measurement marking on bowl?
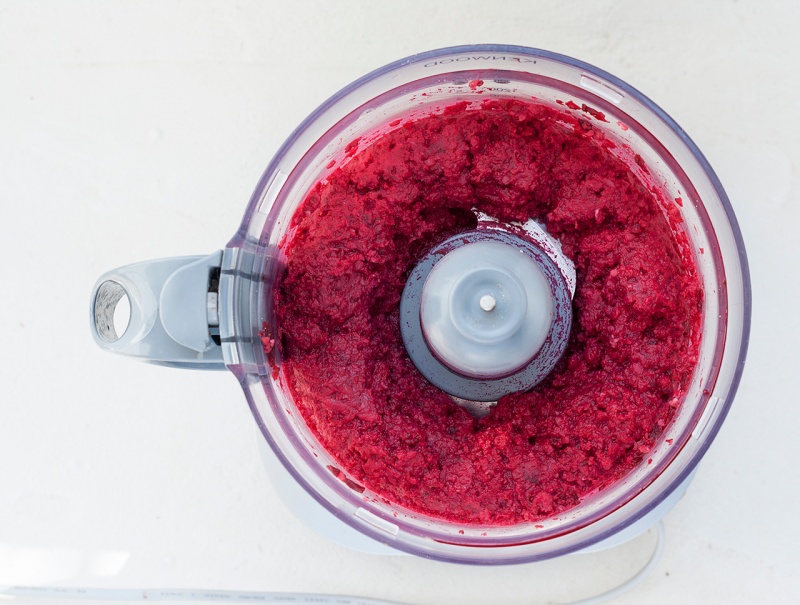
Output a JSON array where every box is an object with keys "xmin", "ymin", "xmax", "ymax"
[
  {"xmin": 257, "ymin": 170, "xmax": 289, "ymax": 215},
  {"xmin": 355, "ymin": 507, "xmax": 399, "ymax": 537},
  {"xmin": 692, "ymin": 396, "xmax": 722, "ymax": 442},
  {"xmin": 579, "ymin": 75, "xmax": 624, "ymax": 104}
]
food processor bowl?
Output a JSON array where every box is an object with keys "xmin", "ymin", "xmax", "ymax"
[{"xmin": 91, "ymin": 45, "xmax": 750, "ymax": 564}]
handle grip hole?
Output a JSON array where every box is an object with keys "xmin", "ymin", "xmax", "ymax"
[{"xmin": 94, "ymin": 280, "xmax": 131, "ymax": 343}]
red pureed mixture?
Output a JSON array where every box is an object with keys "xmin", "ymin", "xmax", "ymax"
[{"xmin": 274, "ymin": 98, "xmax": 702, "ymax": 525}]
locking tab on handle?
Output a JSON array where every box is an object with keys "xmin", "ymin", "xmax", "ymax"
[{"xmin": 90, "ymin": 251, "xmax": 226, "ymax": 369}]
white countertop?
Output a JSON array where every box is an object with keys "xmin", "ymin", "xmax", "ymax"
[{"xmin": 1, "ymin": 1, "xmax": 798, "ymax": 603}]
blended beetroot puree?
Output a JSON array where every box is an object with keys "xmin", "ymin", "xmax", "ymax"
[{"xmin": 275, "ymin": 99, "xmax": 702, "ymax": 525}]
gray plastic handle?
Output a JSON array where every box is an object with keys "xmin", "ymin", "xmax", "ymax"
[{"xmin": 90, "ymin": 251, "xmax": 225, "ymax": 369}]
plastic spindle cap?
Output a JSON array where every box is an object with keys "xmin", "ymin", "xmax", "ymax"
[{"xmin": 420, "ymin": 241, "xmax": 553, "ymax": 379}]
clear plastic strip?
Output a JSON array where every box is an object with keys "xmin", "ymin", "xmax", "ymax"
[{"xmin": 0, "ymin": 522, "xmax": 665, "ymax": 605}]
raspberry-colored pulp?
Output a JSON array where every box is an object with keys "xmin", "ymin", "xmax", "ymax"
[{"xmin": 274, "ymin": 99, "xmax": 702, "ymax": 525}]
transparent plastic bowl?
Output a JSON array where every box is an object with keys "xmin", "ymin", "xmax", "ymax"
[{"xmin": 94, "ymin": 45, "xmax": 751, "ymax": 564}]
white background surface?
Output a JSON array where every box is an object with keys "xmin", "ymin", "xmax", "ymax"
[{"xmin": 1, "ymin": 1, "xmax": 798, "ymax": 603}]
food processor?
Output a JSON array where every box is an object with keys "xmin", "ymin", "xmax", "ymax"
[{"xmin": 89, "ymin": 45, "xmax": 751, "ymax": 565}]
